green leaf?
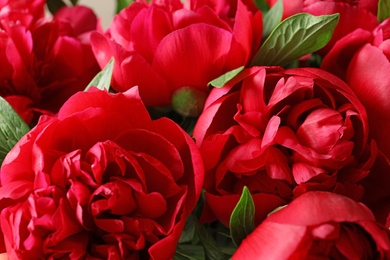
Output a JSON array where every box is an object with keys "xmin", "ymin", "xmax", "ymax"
[
  {"xmin": 174, "ymin": 245, "xmax": 205, "ymax": 260},
  {"xmin": 0, "ymin": 97, "xmax": 30, "ymax": 165},
  {"xmin": 229, "ymin": 186, "xmax": 255, "ymax": 247},
  {"xmin": 85, "ymin": 57, "xmax": 114, "ymax": 92},
  {"xmin": 179, "ymin": 215, "xmax": 196, "ymax": 244},
  {"xmin": 208, "ymin": 66, "xmax": 244, "ymax": 88},
  {"xmin": 253, "ymin": 0, "xmax": 270, "ymax": 12},
  {"xmin": 262, "ymin": 0, "xmax": 283, "ymax": 40},
  {"xmin": 46, "ymin": 0, "xmax": 67, "ymax": 14},
  {"xmin": 378, "ymin": 0, "xmax": 390, "ymax": 22},
  {"xmin": 194, "ymin": 217, "xmax": 231, "ymax": 260},
  {"xmin": 251, "ymin": 13, "xmax": 339, "ymax": 66},
  {"xmin": 116, "ymin": 0, "xmax": 134, "ymax": 13}
]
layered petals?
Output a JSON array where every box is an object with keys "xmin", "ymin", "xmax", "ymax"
[
  {"xmin": 0, "ymin": 88, "xmax": 204, "ymax": 259},
  {"xmin": 194, "ymin": 66, "xmax": 376, "ymax": 226},
  {"xmin": 0, "ymin": 4, "xmax": 100, "ymax": 125},
  {"xmin": 233, "ymin": 192, "xmax": 390, "ymax": 259},
  {"xmin": 91, "ymin": 0, "xmax": 262, "ymax": 107},
  {"xmin": 321, "ymin": 20, "xmax": 390, "ymax": 220}
]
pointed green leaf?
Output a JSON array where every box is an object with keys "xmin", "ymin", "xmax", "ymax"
[
  {"xmin": 378, "ymin": 0, "xmax": 390, "ymax": 22},
  {"xmin": 253, "ymin": 0, "xmax": 270, "ymax": 12},
  {"xmin": 116, "ymin": 0, "xmax": 134, "ymax": 13},
  {"xmin": 208, "ymin": 66, "xmax": 244, "ymax": 88},
  {"xmin": 262, "ymin": 0, "xmax": 283, "ymax": 40},
  {"xmin": 251, "ymin": 13, "xmax": 339, "ymax": 66},
  {"xmin": 0, "ymin": 97, "xmax": 30, "ymax": 165},
  {"xmin": 85, "ymin": 57, "xmax": 114, "ymax": 92},
  {"xmin": 229, "ymin": 186, "xmax": 255, "ymax": 247}
]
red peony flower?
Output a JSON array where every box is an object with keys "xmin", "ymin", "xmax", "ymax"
[
  {"xmin": 0, "ymin": 88, "xmax": 204, "ymax": 259},
  {"xmin": 233, "ymin": 191, "xmax": 390, "ymax": 259},
  {"xmin": 90, "ymin": 0, "xmax": 262, "ymax": 107},
  {"xmin": 266, "ymin": 0, "xmax": 379, "ymax": 54},
  {"xmin": 193, "ymin": 66, "xmax": 377, "ymax": 227},
  {"xmin": 320, "ymin": 19, "xmax": 390, "ymax": 224},
  {"xmin": 322, "ymin": 19, "xmax": 390, "ymax": 160},
  {"xmin": 0, "ymin": 4, "xmax": 100, "ymax": 124},
  {"xmin": 0, "ymin": 0, "xmax": 45, "ymax": 29}
]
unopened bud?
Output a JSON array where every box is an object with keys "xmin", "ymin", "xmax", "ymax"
[{"xmin": 171, "ymin": 87, "xmax": 207, "ymax": 117}]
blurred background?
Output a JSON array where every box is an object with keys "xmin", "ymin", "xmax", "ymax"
[{"xmin": 78, "ymin": 1, "xmax": 115, "ymax": 29}]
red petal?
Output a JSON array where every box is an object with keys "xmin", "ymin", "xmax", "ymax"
[
  {"xmin": 268, "ymin": 192, "xmax": 375, "ymax": 226},
  {"xmin": 233, "ymin": 221, "xmax": 307, "ymax": 259},
  {"xmin": 120, "ymin": 53, "xmax": 170, "ymax": 106},
  {"xmin": 134, "ymin": 191, "xmax": 167, "ymax": 219},
  {"xmin": 0, "ymin": 181, "xmax": 33, "ymax": 200},
  {"xmin": 296, "ymin": 108, "xmax": 344, "ymax": 154},
  {"xmin": 346, "ymin": 44, "xmax": 390, "ymax": 159},
  {"xmin": 322, "ymin": 29, "xmax": 373, "ymax": 79},
  {"xmin": 58, "ymin": 88, "xmax": 150, "ymax": 126},
  {"xmin": 145, "ymin": 118, "xmax": 204, "ymax": 213},
  {"xmin": 152, "ymin": 24, "xmax": 234, "ymax": 91},
  {"xmin": 90, "ymin": 32, "xmax": 128, "ymax": 89},
  {"xmin": 53, "ymin": 6, "xmax": 98, "ymax": 35},
  {"xmin": 128, "ymin": 6, "xmax": 172, "ymax": 62}
]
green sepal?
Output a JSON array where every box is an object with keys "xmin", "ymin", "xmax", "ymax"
[
  {"xmin": 85, "ymin": 57, "xmax": 114, "ymax": 92},
  {"xmin": 208, "ymin": 66, "xmax": 245, "ymax": 88}
]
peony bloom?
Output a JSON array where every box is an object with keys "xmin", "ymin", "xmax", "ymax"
[
  {"xmin": 321, "ymin": 19, "xmax": 390, "ymax": 225},
  {"xmin": 193, "ymin": 66, "xmax": 377, "ymax": 227},
  {"xmin": 266, "ymin": 0, "xmax": 379, "ymax": 54},
  {"xmin": 0, "ymin": 4, "xmax": 100, "ymax": 124},
  {"xmin": 0, "ymin": 88, "xmax": 204, "ymax": 259},
  {"xmin": 322, "ymin": 18, "xmax": 390, "ymax": 160},
  {"xmin": 0, "ymin": 0, "xmax": 45, "ymax": 29},
  {"xmin": 233, "ymin": 191, "xmax": 390, "ymax": 259},
  {"xmin": 91, "ymin": 0, "xmax": 262, "ymax": 108}
]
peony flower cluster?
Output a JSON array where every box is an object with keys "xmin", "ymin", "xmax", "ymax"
[{"xmin": 0, "ymin": 0, "xmax": 389, "ymax": 259}]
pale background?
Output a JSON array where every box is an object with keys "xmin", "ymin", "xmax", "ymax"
[{"xmin": 78, "ymin": 1, "xmax": 116, "ymax": 29}]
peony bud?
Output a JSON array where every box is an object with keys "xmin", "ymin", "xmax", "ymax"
[{"xmin": 172, "ymin": 87, "xmax": 207, "ymax": 117}]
